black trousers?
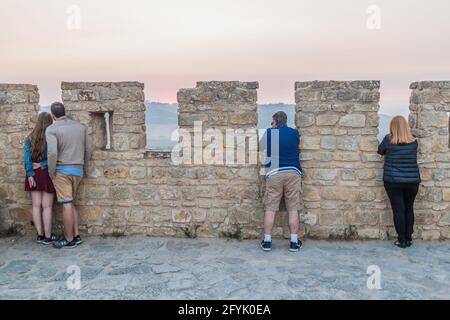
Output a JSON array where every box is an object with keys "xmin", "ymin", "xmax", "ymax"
[{"xmin": 384, "ymin": 182, "xmax": 419, "ymax": 242}]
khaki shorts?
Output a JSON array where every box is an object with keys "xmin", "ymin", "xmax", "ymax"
[
  {"xmin": 264, "ymin": 172, "xmax": 302, "ymax": 212},
  {"xmin": 53, "ymin": 173, "xmax": 82, "ymax": 204}
]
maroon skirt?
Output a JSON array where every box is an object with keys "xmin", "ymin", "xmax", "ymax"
[{"xmin": 24, "ymin": 167, "xmax": 56, "ymax": 193}]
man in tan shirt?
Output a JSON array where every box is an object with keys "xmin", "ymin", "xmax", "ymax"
[{"xmin": 46, "ymin": 102, "xmax": 91, "ymax": 249}]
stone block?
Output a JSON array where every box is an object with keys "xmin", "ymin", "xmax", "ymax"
[
  {"xmin": 296, "ymin": 113, "xmax": 315, "ymax": 127},
  {"xmin": 443, "ymin": 189, "xmax": 450, "ymax": 201},
  {"xmin": 316, "ymin": 114, "xmax": 339, "ymax": 126},
  {"xmin": 229, "ymin": 112, "xmax": 257, "ymax": 125},
  {"xmin": 421, "ymin": 229, "xmax": 441, "ymax": 240},
  {"xmin": 129, "ymin": 167, "xmax": 147, "ymax": 179},
  {"xmin": 104, "ymin": 166, "xmax": 129, "ymax": 179},
  {"xmin": 110, "ymin": 186, "xmax": 131, "ymax": 200},
  {"xmin": 172, "ymin": 209, "xmax": 192, "ymax": 223},
  {"xmin": 133, "ymin": 185, "xmax": 159, "ymax": 201},
  {"xmin": 339, "ymin": 114, "xmax": 366, "ymax": 127},
  {"xmin": 302, "ymin": 186, "xmax": 321, "ymax": 202},
  {"xmin": 320, "ymin": 136, "xmax": 337, "ymax": 150},
  {"xmin": 337, "ymin": 137, "xmax": 358, "ymax": 151},
  {"xmin": 301, "ymin": 136, "xmax": 321, "ymax": 150}
]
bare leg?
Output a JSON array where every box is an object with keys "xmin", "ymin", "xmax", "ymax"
[
  {"xmin": 72, "ymin": 205, "xmax": 79, "ymax": 237},
  {"xmin": 288, "ymin": 210, "xmax": 299, "ymax": 235},
  {"xmin": 264, "ymin": 210, "xmax": 276, "ymax": 235},
  {"xmin": 31, "ymin": 191, "xmax": 44, "ymax": 236},
  {"xmin": 42, "ymin": 192, "xmax": 54, "ymax": 238},
  {"xmin": 62, "ymin": 203, "xmax": 74, "ymax": 242}
]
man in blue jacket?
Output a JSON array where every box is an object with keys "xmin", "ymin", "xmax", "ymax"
[{"xmin": 261, "ymin": 111, "xmax": 303, "ymax": 252}]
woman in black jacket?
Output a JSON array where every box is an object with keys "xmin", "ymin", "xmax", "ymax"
[{"xmin": 378, "ymin": 116, "xmax": 421, "ymax": 248}]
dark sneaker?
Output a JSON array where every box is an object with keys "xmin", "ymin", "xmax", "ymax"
[
  {"xmin": 394, "ymin": 240, "xmax": 407, "ymax": 248},
  {"xmin": 260, "ymin": 240, "xmax": 272, "ymax": 252},
  {"xmin": 53, "ymin": 238, "xmax": 78, "ymax": 249},
  {"xmin": 406, "ymin": 240, "xmax": 412, "ymax": 247},
  {"xmin": 36, "ymin": 235, "xmax": 45, "ymax": 244},
  {"xmin": 289, "ymin": 240, "xmax": 303, "ymax": 252},
  {"xmin": 74, "ymin": 235, "xmax": 83, "ymax": 245},
  {"xmin": 42, "ymin": 234, "xmax": 60, "ymax": 245}
]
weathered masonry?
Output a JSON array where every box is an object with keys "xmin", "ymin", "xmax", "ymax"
[{"xmin": 0, "ymin": 81, "xmax": 449, "ymax": 240}]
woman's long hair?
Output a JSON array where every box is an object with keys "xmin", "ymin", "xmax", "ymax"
[
  {"xmin": 28, "ymin": 112, "xmax": 53, "ymax": 162},
  {"xmin": 389, "ymin": 115, "xmax": 415, "ymax": 144}
]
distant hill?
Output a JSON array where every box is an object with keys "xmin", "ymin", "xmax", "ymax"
[
  {"xmin": 145, "ymin": 102, "xmax": 178, "ymax": 151},
  {"xmin": 257, "ymin": 103, "xmax": 295, "ymax": 129},
  {"xmin": 39, "ymin": 103, "xmax": 393, "ymax": 150}
]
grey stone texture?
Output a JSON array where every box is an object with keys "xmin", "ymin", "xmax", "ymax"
[{"xmin": 0, "ymin": 237, "xmax": 449, "ymax": 299}]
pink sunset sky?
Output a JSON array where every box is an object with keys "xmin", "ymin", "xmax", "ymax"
[{"xmin": 1, "ymin": 0, "xmax": 449, "ymax": 115}]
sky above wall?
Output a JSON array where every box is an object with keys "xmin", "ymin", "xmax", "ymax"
[{"xmin": 1, "ymin": 0, "xmax": 449, "ymax": 116}]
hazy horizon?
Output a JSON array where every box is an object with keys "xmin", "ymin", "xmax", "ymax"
[{"xmin": 2, "ymin": 0, "xmax": 449, "ymax": 116}]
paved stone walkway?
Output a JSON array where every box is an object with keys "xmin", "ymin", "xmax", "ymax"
[{"xmin": 0, "ymin": 236, "xmax": 449, "ymax": 299}]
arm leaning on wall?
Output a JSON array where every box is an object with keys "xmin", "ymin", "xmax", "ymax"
[
  {"xmin": 45, "ymin": 126, "xmax": 58, "ymax": 177},
  {"xmin": 377, "ymin": 135, "xmax": 388, "ymax": 156},
  {"xmin": 24, "ymin": 137, "xmax": 35, "ymax": 177}
]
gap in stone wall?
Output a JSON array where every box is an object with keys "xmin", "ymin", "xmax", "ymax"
[
  {"xmin": 257, "ymin": 102, "xmax": 295, "ymax": 213},
  {"xmin": 257, "ymin": 103, "xmax": 295, "ymax": 130},
  {"xmin": 377, "ymin": 113, "xmax": 392, "ymax": 142},
  {"xmin": 145, "ymin": 101, "xmax": 179, "ymax": 152}
]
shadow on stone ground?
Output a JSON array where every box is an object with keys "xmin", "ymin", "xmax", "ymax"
[{"xmin": 0, "ymin": 236, "xmax": 449, "ymax": 299}]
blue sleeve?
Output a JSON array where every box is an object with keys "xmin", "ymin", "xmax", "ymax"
[
  {"xmin": 377, "ymin": 135, "xmax": 388, "ymax": 156},
  {"xmin": 24, "ymin": 137, "xmax": 35, "ymax": 177},
  {"xmin": 40, "ymin": 145, "xmax": 48, "ymax": 169}
]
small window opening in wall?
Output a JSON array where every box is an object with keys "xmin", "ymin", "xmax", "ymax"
[{"xmin": 90, "ymin": 111, "xmax": 113, "ymax": 150}]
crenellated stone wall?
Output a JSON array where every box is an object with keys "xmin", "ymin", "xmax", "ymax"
[
  {"xmin": 63, "ymin": 81, "xmax": 264, "ymax": 238},
  {"xmin": 409, "ymin": 81, "xmax": 450, "ymax": 239},
  {"xmin": 0, "ymin": 80, "xmax": 449, "ymax": 239}
]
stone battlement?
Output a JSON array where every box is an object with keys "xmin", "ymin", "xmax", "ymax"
[{"xmin": 0, "ymin": 80, "xmax": 449, "ymax": 240}]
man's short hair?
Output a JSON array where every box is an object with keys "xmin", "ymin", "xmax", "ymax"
[
  {"xmin": 50, "ymin": 102, "xmax": 66, "ymax": 118},
  {"xmin": 272, "ymin": 111, "xmax": 287, "ymax": 126}
]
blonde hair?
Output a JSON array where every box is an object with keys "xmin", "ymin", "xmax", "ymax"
[{"xmin": 389, "ymin": 116, "xmax": 415, "ymax": 144}]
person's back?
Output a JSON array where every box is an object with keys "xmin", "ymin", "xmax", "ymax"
[
  {"xmin": 265, "ymin": 125, "xmax": 302, "ymax": 177},
  {"xmin": 378, "ymin": 134, "xmax": 420, "ymax": 183},
  {"xmin": 377, "ymin": 115, "xmax": 420, "ymax": 249},
  {"xmin": 47, "ymin": 117, "xmax": 89, "ymax": 173},
  {"xmin": 261, "ymin": 111, "xmax": 303, "ymax": 253},
  {"xmin": 45, "ymin": 102, "xmax": 91, "ymax": 249}
]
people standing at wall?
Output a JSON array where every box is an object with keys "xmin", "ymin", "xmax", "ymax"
[
  {"xmin": 24, "ymin": 112, "xmax": 58, "ymax": 244},
  {"xmin": 260, "ymin": 111, "xmax": 303, "ymax": 252},
  {"xmin": 46, "ymin": 102, "xmax": 91, "ymax": 249},
  {"xmin": 378, "ymin": 116, "xmax": 421, "ymax": 248}
]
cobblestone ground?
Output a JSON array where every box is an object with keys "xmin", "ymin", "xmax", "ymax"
[{"xmin": 0, "ymin": 236, "xmax": 449, "ymax": 300}]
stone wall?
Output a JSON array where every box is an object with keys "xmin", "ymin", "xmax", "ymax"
[
  {"xmin": 409, "ymin": 82, "xmax": 450, "ymax": 239},
  {"xmin": 295, "ymin": 81, "xmax": 389, "ymax": 239},
  {"xmin": 0, "ymin": 84, "xmax": 39, "ymax": 234},
  {"xmin": 64, "ymin": 81, "xmax": 264, "ymax": 238},
  {"xmin": 0, "ymin": 80, "xmax": 449, "ymax": 239}
]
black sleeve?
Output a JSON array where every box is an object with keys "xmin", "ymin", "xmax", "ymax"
[{"xmin": 377, "ymin": 135, "xmax": 388, "ymax": 155}]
